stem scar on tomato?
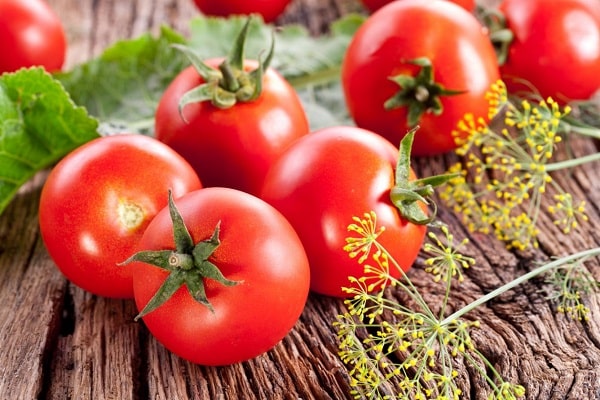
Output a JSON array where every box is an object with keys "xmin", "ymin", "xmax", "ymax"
[
  {"xmin": 117, "ymin": 200, "xmax": 146, "ymax": 231},
  {"xmin": 120, "ymin": 190, "xmax": 241, "ymax": 319},
  {"xmin": 385, "ymin": 57, "xmax": 465, "ymax": 127},
  {"xmin": 173, "ymin": 16, "xmax": 275, "ymax": 116}
]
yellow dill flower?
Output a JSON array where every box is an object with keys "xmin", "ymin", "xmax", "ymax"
[
  {"xmin": 345, "ymin": 211, "xmax": 386, "ymax": 264},
  {"xmin": 485, "ymin": 79, "xmax": 509, "ymax": 119},
  {"xmin": 443, "ymin": 79, "xmax": 589, "ymax": 250}
]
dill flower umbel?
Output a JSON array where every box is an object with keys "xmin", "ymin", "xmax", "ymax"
[{"xmin": 441, "ymin": 80, "xmax": 597, "ymax": 250}]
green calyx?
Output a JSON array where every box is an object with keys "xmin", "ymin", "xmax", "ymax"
[
  {"xmin": 385, "ymin": 57, "xmax": 464, "ymax": 127},
  {"xmin": 390, "ymin": 128, "xmax": 457, "ymax": 225},
  {"xmin": 121, "ymin": 190, "xmax": 241, "ymax": 320},
  {"xmin": 176, "ymin": 17, "xmax": 274, "ymax": 112},
  {"xmin": 476, "ymin": 5, "xmax": 514, "ymax": 66}
]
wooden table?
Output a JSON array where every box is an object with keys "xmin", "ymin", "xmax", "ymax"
[{"xmin": 2, "ymin": 0, "xmax": 600, "ymax": 399}]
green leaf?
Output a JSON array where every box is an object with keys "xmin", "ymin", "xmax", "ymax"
[
  {"xmin": 297, "ymin": 82, "xmax": 352, "ymax": 130},
  {"xmin": 56, "ymin": 26, "xmax": 188, "ymax": 135},
  {"xmin": 56, "ymin": 15, "xmax": 364, "ymax": 134},
  {"xmin": 269, "ymin": 14, "xmax": 366, "ymax": 88},
  {"xmin": 187, "ymin": 16, "xmax": 272, "ymax": 61},
  {"xmin": 0, "ymin": 68, "xmax": 99, "ymax": 215}
]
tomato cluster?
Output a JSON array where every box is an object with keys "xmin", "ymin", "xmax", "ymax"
[
  {"xmin": 37, "ymin": 13, "xmax": 433, "ymax": 366},
  {"xmin": 39, "ymin": 133, "xmax": 311, "ymax": 366},
  {"xmin": 36, "ymin": 0, "xmax": 600, "ymax": 369}
]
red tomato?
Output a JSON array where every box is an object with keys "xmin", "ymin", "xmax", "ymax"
[
  {"xmin": 39, "ymin": 134, "xmax": 202, "ymax": 298},
  {"xmin": 342, "ymin": 0, "xmax": 500, "ymax": 156},
  {"xmin": 191, "ymin": 0, "xmax": 293, "ymax": 23},
  {"xmin": 155, "ymin": 59, "xmax": 309, "ymax": 196},
  {"xmin": 131, "ymin": 187, "xmax": 310, "ymax": 365},
  {"xmin": 360, "ymin": 0, "xmax": 475, "ymax": 13},
  {"xmin": 499, "ymin": 0, "xmax": 600, "ymax": 102},
  {"xmin": 0, "ymin": 0, "xmax": 67, "ymax": 73},
  {"xmin": 260, "ymin": 126, "xmax": 427, "ymax": 298}
]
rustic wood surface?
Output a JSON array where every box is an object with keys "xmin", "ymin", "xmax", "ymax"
[{"xmin": 1, "ymin": 0, "xmax": 600, "ymax": 399}]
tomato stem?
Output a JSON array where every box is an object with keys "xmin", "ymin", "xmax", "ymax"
[
  {"xmin": 174, "ymin": 17, "xmax": 275, "ymax": 112},
  {"xmin": 476, "ymin": 5, "xmax": 513, "ymax": 66},
  {"xmin": 385, "ymin": 58, "xmax": 464, "ymax": 127},
  {"xmin": 120, "ymin": 190, "xmax": 241, "ymax": 319},
  {"xmin": 219, "ymin": 60, "xmax": 241, "ymax": 92},
  {"xmin": 168, "ymin": 253, "xmax": 194, "ymax": 270},
  {"xmin": 390, "ymin": 128, "xmax": 457, "ymax": 225}
]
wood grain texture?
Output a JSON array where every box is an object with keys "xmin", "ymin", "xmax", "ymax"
[{"xmin": 1, "ymin": 0, "xmax": 599, "ymax": 399}]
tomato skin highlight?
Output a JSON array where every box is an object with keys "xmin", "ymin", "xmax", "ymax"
[
  {"xmin": 39, "ymin": 134, "xmax": 202, "ymax": 298},
  {"xmin": 155, "ymin": 60, "xmax": 309, "ymax": 196},
  {"xmin": 499, "ymin": 0, "xmax": 600, "ymax": 102},
  {"xmin": 360, "ymin": 0, "xmax": 475, "ymax": 13},
  {"xmin": 0, "ymin": 0, "xmax": 67, "ymax": 73},
  {"xmin": 260, "ymin": 126, "xmax": 426, "ymax": 298},
  {"xmin": 131, "ymin": 187, "xmax": 310, "ymax": 366},
  {"xmin": 342, "ymin": 0, "xmax": 500, "ymax": 156},
  {"xmin": 191, "ymin": 0, "xmax": 293, "ymax": 23}
]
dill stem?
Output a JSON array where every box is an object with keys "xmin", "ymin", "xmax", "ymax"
[
  {"xmin": 544, "ymin": 152, "xmax": 600, "ymax": 172},
  {"xmin": 562, "ymin": 120, "xmax": 600, "ymax": 140},
  {"xmin": 439, "ymin": 247, "xmax": 600, "ymax": 326}
]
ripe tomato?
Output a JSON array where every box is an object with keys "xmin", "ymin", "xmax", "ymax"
[
  {"xmin": 499, "ymin": 0, "xmax": 600, "ymax": 102},
  {"xmin": 191, "ymin": 0, "xmax": 293, "ymax": 23},
  {"xmin": 360, "ymin": 0, "xmax": 475, "ymax": 13},
  {"xmin": 39, "ymin": 134, "xmax": 202, "ymax": 298},
  {"xmin": 342, "ymin": 0, "xmax": 500, "ymax": 156},
  {"xmin": 260, "ymin": 126, "xmax": 427, "ymax": 298},
  {"xmin": 130, "ymin": 187, "xmax": 310, "ymax": 365},
  {"xmin": 0, "ymin": 0, "xmax": 67, "ymax": 74},
  {"xmin": 155, "ymin": 59, "xmax": 309, "ymax": 197}
]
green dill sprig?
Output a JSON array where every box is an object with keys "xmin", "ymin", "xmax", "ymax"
[
  {"xmin": 334, "ymin": 212, "xmax": 600, "ymax": 399},
  {"xmin": 545, "ymin": 257, "xmax": 600, "ymax": 321},
  {"xmin": 440, "ymin": 80, "xmax": 600, "ymax": 250}
]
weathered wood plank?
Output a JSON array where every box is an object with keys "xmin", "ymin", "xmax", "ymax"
[
  {"xmin": 44, "ymin": 291, "xmax": 141, "ymax": 400},
  {"xmin": 0, "ymin": 175, "xmax": 65, "ymax": 400}
]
